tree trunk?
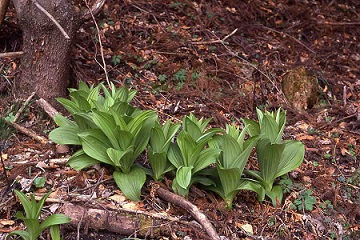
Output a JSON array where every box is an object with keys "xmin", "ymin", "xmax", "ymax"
[
  {"xmin": 0, "ymin": 0, "xmax": 9, "ymax": 26},
  {"xmin": 13, "ymin": 0, "xmax": 80, "ymax": 106}
]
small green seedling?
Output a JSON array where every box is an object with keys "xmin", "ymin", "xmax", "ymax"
[{"xmin": 8, "ymin": 190, "xmax": 71, "ymax": 240}]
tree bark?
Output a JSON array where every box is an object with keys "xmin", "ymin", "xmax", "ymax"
[
  {"xmin": 0, "ymin": 0, "xmax": 9, "ymax": 26},
  {"xmin": 12, "ymin": 0, "xmax": 80, "ymax": 106}
]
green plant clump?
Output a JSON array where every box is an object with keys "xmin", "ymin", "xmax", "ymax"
[
  {"xmin": 49, "ymin": 81, "xmax": 157, "ymax": 201},
  {"xmin": 49, "ymin": 82, "xmax": 305, "ymax": 207},
  {"xmin": 9, "ymin": 190, "xmax": 71, "ymax": 240},
  {"xmin": 240, "ymin": 108, "xmax": 305, "ymax": 206}
]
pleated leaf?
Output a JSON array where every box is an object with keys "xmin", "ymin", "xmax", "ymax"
[{"xmin": 113, "ymin": 167, "xmax": 146, "ymax": 201}]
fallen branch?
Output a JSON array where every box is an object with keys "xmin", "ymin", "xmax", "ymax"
[
  {"xmin": 62, "ymin": 202, "xmax": 172, "ymax": 238},
  {"xmin": 156, "ymin": 187, "xmax": 220, "ymax": 240},
  {"xmin": 0, "ymin": 51, "xmax": 24, "ymax": 58},
  {"xmin": 7, "ymin": 122, "xmax": 48, "ymax": 144},
  {"xmin": 36, "ymin": 98, "xmax": 59, "ymax": 118}
]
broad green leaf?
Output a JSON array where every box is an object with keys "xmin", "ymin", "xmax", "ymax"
[
  {"xmin": 132, "ymin": 116, "xmax": 156, "ymax": 157},
  {"xmin": 113, "ymin": 167, "xmax": 146, "ymax": 201},
  {"xmin": 149, "ymin": 127, "xmax": 166, "ymax": 152},
  {"xmin": 265, "ymin": 185, "xmax": 283, "ymax": 206},
  {"xmin": 7, "ymin": 230, "xmax": 31, "ymax": 240},
  {"xmin": 238, "ymin": 179, "xmax": 266, "ymax": 202},
  {"xmin": 127, "ymin": 110, "xmax": 156, "ymax": 135},
  {"xmin": 183, "ymin": 117, "xmax": 202, "ymax": 141},
  {"xmin": 192, "ymin": 148, "xmax": 220, "ymax": 173},
  {"xmin": 40, "ymin": 214, "xmax": 71, "ymax": 231},
  {"xmin": 261, "ymin": 114, "xmax": 280, "ymax": 143},
  {"xmin": 256, "ymin": 108, "xmax": 264, "ymax": 124},
  {"xmin": 116, "ymin": 130, "xmax": 133, "ymax": 150},
  {"xmin": 78, "ymin": 129, "xmax": 113, "ymax": 165},
  {"xmin": 53, "ymin": 114, "xmax": 76, "ymax": 127},
  {"xmin": 107, "ymin": 148, "xmax": 127, "ymax": 167},
  {"xmin": 172, "ymin": 177, "xmax": 190, "ymax": 197},
  {"xmin": 218, "ymin": 167, "xmax": 242, "ymax": 199},
  {"xmin": 168, "ymin": 143, "xmax": 184, "ymax": 168},
  {"xmin": 148, "ymin": 150, "xmax": 174, "ymax": 181},
  {"xmin": 177, "ymin": 131, "xmax": 197, "ymax": 166},
  {"xmin": 49, "ymin": 125, "xmax": 81, "ymax": 145},
  {"xmin": 176, "ymin": 166, "xmax": 192, "ymax": 189},
  {"xmin": 242, "ymin": 118, "xmax": 260, "ymax": 137},
  {"xmin": 49, "ymin": 225, "xmax": 61, "ymax": 240},
  {"xmin": 87, "ymin": 84, "xmax": 101, "ymax": 108},
  {"xmin": 107, "ymin": 146, "xmax": 135, "ymax": 171},
  {"xmin": 67, "ymin": 149, "xmax": 99, "ymax": 170},
  {"xmin": 78, "ymin": 81, "xmax": 90, "ymax": 92},
  {"xmin": 274, "ymin": 140, "xmax": 305, "ymax": 178},
  {"xmin": 109, "ymin": 107, "xmax": 128, "ymax": 130},
  {"xmin": 56, "ymin": 98, "xmax": 80, "ymax": 115},
  {"xmin": 231, "ymin": 136, "xmax": 258, "ymax": 170},
  {"xmin": 73, "ymin": 112, "xmax": 98, "ymax": 130},
  {"xmin": 23, "ymin": 218, "xmax": 41, "ymax": 239},
  {"xmin": 256, "ymin": 139, "xmax": 285, "ymax": 191},
  {"xmin": 92, "ymin": 110, "xmax": 119, "ymax": 148},
  {"xmin": 191, "ymin": 175, "xmax": 216, "ymax": 186},
  {"xmin": 220, "ymin": 134, "xmax": 242, "ymax": 169},
  {"xmin": 197, "ymin": 128, "xmax": 223, "ymax": 143},
  {"xmin": 69, "ymin": 91, "xmax": 91, "ymax": 111}
]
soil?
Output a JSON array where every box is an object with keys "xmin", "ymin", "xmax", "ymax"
[{"xmin": 0, "ymin": 0, "xmax": 359, "ymax": 239}]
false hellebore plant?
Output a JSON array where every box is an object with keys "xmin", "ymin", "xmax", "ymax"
[
  {"xmin": 167, "ymin": 114, "xmax": 222, "ymax": 197},
  {"xmin": 206, "ymin": 124, "xmax": 258, "ymax": 208},
  {"xmin": 148, "ymin": 120, "xmax": 181, "ymax": 181},
  {"xmin": 240, "ymin": 108, "xmax": 305, "ymax": 206},
  {"xmin": 49, "ymin": 82, "xmax": 157, "ymax": 201},
  {"xmin": 9, "ymin": 190, "xmax": 71, "ymax": 240}
]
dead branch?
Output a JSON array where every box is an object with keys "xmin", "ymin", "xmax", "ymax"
[
  {"xmin": 36, "ymin": 98, "xmax": 59, "ymax": 118},
  {"xmin": 0, "ymin": 51, "xmax": 24, "ymax": 58},
  {"xmin": 61, "ymin": 202, "xmax": 171, "ymax": 238},
  {"xmin": 6, "ymin": 122, "xmax": 48, "ymax": 144},
  {"xmin": 156, "ymin": 187, "xmax": 220, "ymax": 240}
]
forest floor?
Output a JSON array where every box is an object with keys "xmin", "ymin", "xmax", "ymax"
[{"xmin": 0, "ymin": 0, "xmax": 359, "ymax": 239}]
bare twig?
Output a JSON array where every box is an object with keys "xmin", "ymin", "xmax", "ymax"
[
  {"xmin": 190, "ymin": 28, "xmax": 238, "ymax": 45},
  {"xmin": 316, "ymin": 20, "xmax": 360, "ymax": 26},
  {"xmin": 13, "ymin": 92, "xmax": 36, "ymax": 123},
  {"xmin": 31, "ymin": 0, "xmax": 70, "ymax": 39},
  {"xmin": 256, "ymin": 24, "xmax": 316, "ymax": 54},
  {"xmin": 156, "ymin": 187, "xmax": 220, "ymax": 240},
  {"xmin": 0, "ymin": 51, "xmax": 24, "ymax": 58},
  {"xmin": 84, "ymin": 0, "xmax": 110, "ymax": 88}
]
